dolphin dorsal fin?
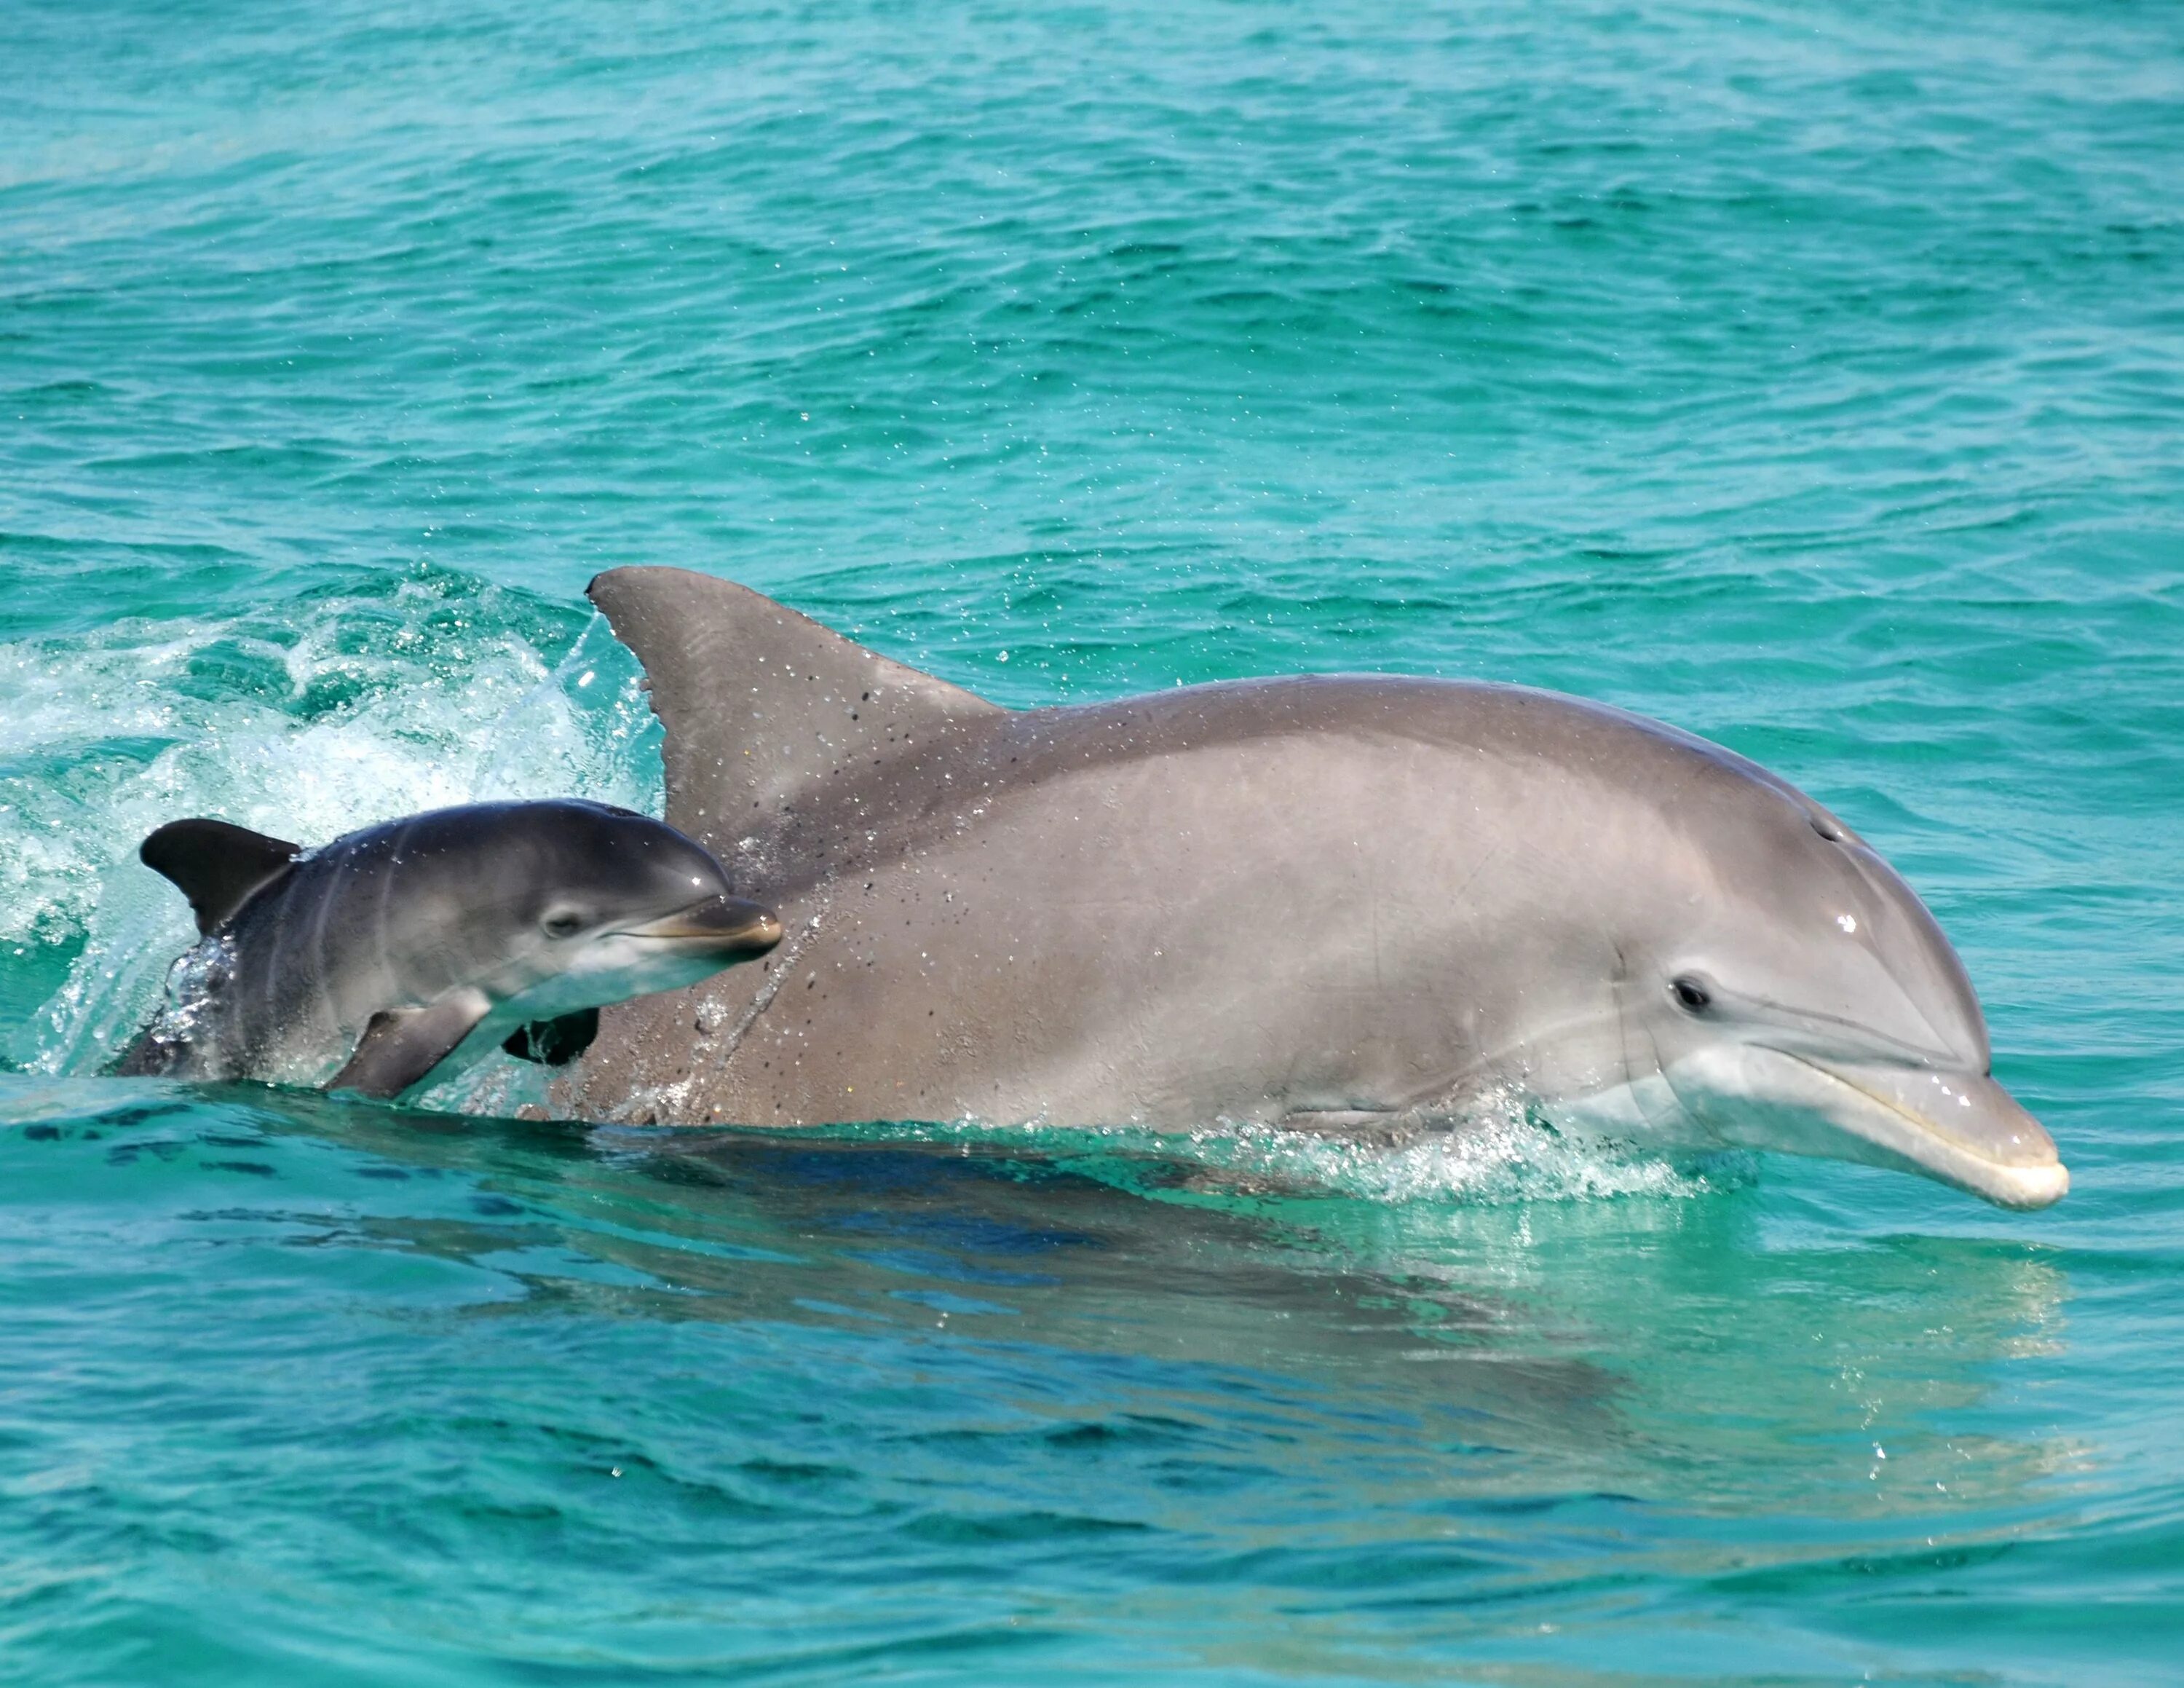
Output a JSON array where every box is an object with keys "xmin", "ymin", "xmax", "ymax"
[
  {"xmin": 140, "ymin": 819, "xmax": 303, "ymax": 935},
  {"xmin": 587, "ymin": 567, "xmax": 1003, "ymax": 838}
]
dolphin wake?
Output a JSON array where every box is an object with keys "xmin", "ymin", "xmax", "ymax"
[{"xmin": 808, "ymin": 1106, "xmax": 1743, "ymax": 1209}]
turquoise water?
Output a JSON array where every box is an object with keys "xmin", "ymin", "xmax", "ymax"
[{"xmin": 4, "ymin": 0, "xmax": 2182, "ymax": 1679}]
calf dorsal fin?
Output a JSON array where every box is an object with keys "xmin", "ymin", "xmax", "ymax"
[
  {"xmin": 140, "ymin": 819, "xmax": 302, "ymax": 935},
  {"xmin": 587, "ymin": 567, "xmax": 1002, "ymax": 840}
]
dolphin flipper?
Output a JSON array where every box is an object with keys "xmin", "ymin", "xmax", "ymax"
[
  {"xmin": 141, "ymin": 819, "xmax": 302, "ymax": 936},
  {"xmin": 329, "ymin": 990, "xmax": 493, "ymax": 1098}
]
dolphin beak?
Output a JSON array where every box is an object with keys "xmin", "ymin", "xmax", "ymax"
[
  {"xmin": 1786, "ymin": 1054, "xmax": 2068, "ymax": 1210},
  {"xmin": 622, "ymin": 895, "xmax": 783, "ymax": 960}
]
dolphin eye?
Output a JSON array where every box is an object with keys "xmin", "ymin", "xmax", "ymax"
[
  {"xmin": 1671, "ymin": 976, "xmax": 1713, "ymax": 1013},
  {"xmin": 542, "ymin": 908, "xmax": 587, "ymax": 939}
]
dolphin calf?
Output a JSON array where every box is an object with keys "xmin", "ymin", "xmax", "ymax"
[
  {"xmin": 563, "ymin": 567, "xmax": 2065, "ymax": 1210},
  {"xmin": 119, "ymin": 800, "xmax": 782, "ymax": 1098}
]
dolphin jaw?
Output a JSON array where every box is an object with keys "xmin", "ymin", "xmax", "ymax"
[
  {"xmin": 1658, "ymin": 1043, "xmax": 2068, "ymax": 1210},
  {"xmin": 1781, "ymin": 1052, "xmax": 2068, "ymax": 1210},
  {"xmin": 612, "ymin": 896, "xmax": 783, "ymax": 958}
]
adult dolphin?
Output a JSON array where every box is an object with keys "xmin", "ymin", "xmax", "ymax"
[
  {"xmin": 566, "ymin": 567, "xmax": 2065, "ymax": 1210},
  {"xmin": 120, "ymin": 800, "xmax": 781, "ymax": 1097}
]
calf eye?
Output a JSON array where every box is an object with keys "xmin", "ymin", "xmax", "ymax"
[
  {"xmin": 542, "ymin": 909, "xmax": 587, "ymax": 939},
  {"xmin": 1671, "ymin": 977, "xmax": 1712, "ymax": 1012}
]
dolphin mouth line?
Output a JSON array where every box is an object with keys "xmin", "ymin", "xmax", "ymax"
[
  {"xmin": 615, "ymin": 898, "xmax": 783, "ymax": 953},
  {"xmin": 1770, "ymin": 1048, "xmax": 2068, "ymax": 1211},
  {"xmin": 1734, "ymin": 994, "xmax": 1960, "ymax": 1068}
]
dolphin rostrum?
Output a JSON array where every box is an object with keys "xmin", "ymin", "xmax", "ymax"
[
  {"xmin": 119, "ymin": 800, "xmax": 782, "ymax": 1098},
  {"xmin": 564, "ymin": 567, "xmax": 2065, "ymax": 1210}
]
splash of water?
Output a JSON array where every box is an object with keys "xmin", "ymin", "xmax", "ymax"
[
  {"xmin": 815, "ymin": 1089, "xmax": 1749, "ymax": 1210},
  {"xmin": 2, "ymin": 569, "xmax": 660, "ymax": 1073}
]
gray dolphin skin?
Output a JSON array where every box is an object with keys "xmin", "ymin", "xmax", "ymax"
[
  {"xmin": 566, "ymin": 567, "xmax": 2065, "ymax": 1210},
  {"xmin": 119, "ymin": 800, "xmax": 783, "ymax": 1098}
]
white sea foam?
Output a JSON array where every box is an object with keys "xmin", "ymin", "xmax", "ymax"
[
  {"xmin": 836, "ymin": 1089, "xmax": 1737, "ymax": 1208},
  {"xmin": 1171, "ymin": 1111, "xmax": 1723, "ymax": 1205}
]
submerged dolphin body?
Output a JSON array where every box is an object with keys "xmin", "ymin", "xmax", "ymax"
[
  {"xmin": 566, "ymin": 568, "xmax": 2065, "ymax": 1210},
  {"xmin": 119, "ymin": 800, "xmax": 782, "ymax": 1098}
]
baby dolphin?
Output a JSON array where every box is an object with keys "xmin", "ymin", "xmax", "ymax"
[{"xmin": 118, "ymin": 800, "xmax": 781, "ymax": 1098}]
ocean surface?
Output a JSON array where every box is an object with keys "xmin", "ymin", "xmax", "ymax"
[{"xmin": 4, "ymin": 0, "xmax": 2182, "ymax": 1681}]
